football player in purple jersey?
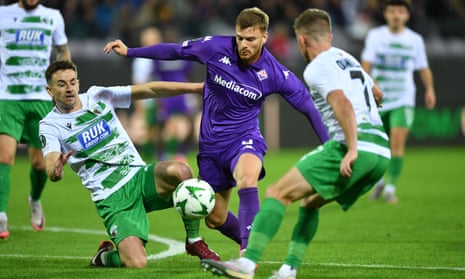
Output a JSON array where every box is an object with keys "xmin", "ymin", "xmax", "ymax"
[{"xmin": 104, "ymin": 7, "xmax": 329, "ymax": 260}]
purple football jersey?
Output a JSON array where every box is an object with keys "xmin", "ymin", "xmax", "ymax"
[{"xmin": 128, "ymin": 36, "xmax": 329, "ymax": 150}]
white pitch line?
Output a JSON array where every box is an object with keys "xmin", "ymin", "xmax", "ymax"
[
  {"xmin": 0, "ymin": 254, "xmax": 90, "ymax": 260},
  {"xmin": 2, "ymin": 226, "xmax": 464, "ymax": 272},
  {"xmin": 2, "ymin": 225, "xmax": 184, "ymax": 261},
  {"xmin": 316, "ymin": 262, "xmax": 465, "ymax": 272},
  {"xmin": 261, "ymin": 260, "xmax": 465, "ymax": 272}
]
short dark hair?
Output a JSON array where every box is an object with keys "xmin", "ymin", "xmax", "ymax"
[
  {"xmin": 294, "ymin": 9, "xmax": 331, "ymax": 41},
  {"xmin": 45, "ymin": 60, "xmax": 77, "ymax": 84},
  {"xmin": 384, "ymin": 0, "xmax": 411, "ymax": 11},
  {"xmin": 236, "ymin": 7, "xmax": 269, "ymax": 33}
]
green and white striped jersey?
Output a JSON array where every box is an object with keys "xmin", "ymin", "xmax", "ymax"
[
  {"xmin": 361, "ymin": 26, "xmax": 428, "ymax": 111},
  {"xmin": 0, "ymin": 3, "xmax": 67, "ymax": 100},
  {"xmin": 304, "ymin": 47, "xmax": 390, "ymax": 159},
  {"xmin": 40, "ymin": 86, "xmax": 146, "ymax": 201}
]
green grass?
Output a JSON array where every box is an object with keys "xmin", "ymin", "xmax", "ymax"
[{"xmin": 1, "ymin": 146, "xmax": 464, "ymax": 278}]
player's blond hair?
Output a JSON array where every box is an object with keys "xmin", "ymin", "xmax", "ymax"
[{"xmin": 236, "ymin": 7, "xmax": 269, "ymax": 33}]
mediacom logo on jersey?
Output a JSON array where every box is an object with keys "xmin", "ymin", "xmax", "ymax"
[{"xmin": 213, "ymin": 74, "xmax": 262, "ymax": 100}]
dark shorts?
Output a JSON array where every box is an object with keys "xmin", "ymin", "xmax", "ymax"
[{"xmin": 197, "ymin": 135, "xmax": 267, "ymax": 192}]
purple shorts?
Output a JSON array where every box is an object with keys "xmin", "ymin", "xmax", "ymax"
[
  {"xmin": 197, "ymin": 135, "xmax": 267, "ymax": 193},
  {"xmin": 157, "ymin": 95, "xmax": 191, "ymax": 122}
]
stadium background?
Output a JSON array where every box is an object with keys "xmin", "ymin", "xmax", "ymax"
[{"xmin": 2, "ymin": 0, "xmax": 464, "ymax": 147}]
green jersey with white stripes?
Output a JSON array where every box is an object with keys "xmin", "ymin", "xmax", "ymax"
[
  {"xmin": 0, "ymin": 3, "xmax": 68, "ymax": 100},
  {"xmin": 39, "ymin": 86, "xmax": 146, "ymax": 201},
  {"xmin": 303, "ymin": 47, "xmax": 390, "ymax": 159}
]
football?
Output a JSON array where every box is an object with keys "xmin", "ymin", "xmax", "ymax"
[{"xmin": 172, "ymin": 178, "xmax": 215, "ymax": 219}]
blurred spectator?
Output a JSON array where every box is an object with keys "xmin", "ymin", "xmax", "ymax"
[
  {"xmin": 425, "ymin": 0, "xmax": 465, "ymax": 38},
  {"xmin": 62, "ymin": 0, "xmax": 98, "ymax": 39},
  {"xmin": 267, "ymin": 21, "xmax": 292, "ymax": 62},
  {"xmin": 4, "ymin": 1, "xmax": 461, "ymax": 59},
  {"xmin": 95, "ymin": 0, "xmax": 121, "ymax": 38}
]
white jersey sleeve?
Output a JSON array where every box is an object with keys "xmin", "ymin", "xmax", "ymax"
[
  {"xmin": 132, "ymin": 58, "xmax": 154, "ymax": 84},
  {"xmin": 360, "ymin": 29, "xmax": 377, "ymax": 63},
  {"xmin": 52, "ymin": 8, "xmax": 68, "ymax": 46},
  {"xmin": 413, "ymin": 35, "xmax": 428, "ymax": 70},
  {"xmin": 40, "ymin": 121, "xmax": 63, "ymax": 158},
  {"xmin": 86, "ymin": 85, "xmax": 132, "ymax": 109}
]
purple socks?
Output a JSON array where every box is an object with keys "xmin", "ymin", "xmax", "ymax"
[
  {"xmin": 215, "ymin": 211, "xmax": 241, "ymax": 245},
  {"xmin": 214, "ymin": 187, "xmax": 260, "ymax": 249},
  {"xmin": 238, "ymin": 187, "xmax": 260, "ymax": 249}
]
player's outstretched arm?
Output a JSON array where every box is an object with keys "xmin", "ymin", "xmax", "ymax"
[
  {"xmin": 45, "ymin": 150, "xmax": 72, "ymax": 182},
  {"xmin": 103, "ymin": 39, "xmax": 128, "ymax": 56},
  {"xmin": 130, "ymin": 81, "xmax": 204, "ymax": 101}
]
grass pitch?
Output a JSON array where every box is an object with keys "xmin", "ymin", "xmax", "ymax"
[{"xmin": 0, "ymin": 146, "xmax": 464, "ymax": 278}]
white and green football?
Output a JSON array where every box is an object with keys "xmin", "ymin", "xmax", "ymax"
[{"xmin": 173, "ymin": 178, "xmax": 215, "ymax": 219}]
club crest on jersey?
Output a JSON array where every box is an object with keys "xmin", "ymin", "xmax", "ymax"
[
  {"xmin": 77, "ymin": 120, "xmax": 111, "ymax": 149},
  {"xmin": 257, "ymin": 69, "xmax": 268, "ymax": 81},
  {"xmin": 90, "ymin": 103, "xmax": 104, "ymax": 114}
]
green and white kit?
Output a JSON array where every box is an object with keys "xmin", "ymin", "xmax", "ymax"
[
  {"xmin": 40, "ymin": 86, "xmax": 146, "ymax": 201},
  {"xmin": 361, "ymin": 26, "xmax": 428, "ymax": 112},
  {"xmin": 0, "ymin": 3, "xmax": 67, "ymax": 100}
]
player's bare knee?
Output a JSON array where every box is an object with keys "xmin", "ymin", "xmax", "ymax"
[
  {"xmin": 157, "ymin": 161, "xmax": 192, "ymax": 186},
  {"xmin": 205, "ymin": 212, "xmax": 223, "ymax": 229},
  {"xmin": 123, "ymin": 256, "xmax": 147, "ymax": 268},
  {"xmin": 235, "ymin": 176, "xmax": 258, "ymax": 188},
  {"xmin": 265, "ymin": 185, "xmax": 293, "ymax": 205},
  {"xmin": 0, "ymin": 153, "xmax": 14, "ymax": 165},
  {"xmin": 175, "ymin": 162, "xmax": 193, "ymax": 181},
  {"xmin": 31, "ymin": 160, "xmax": 46, "ymax": 170},
  {"xmin": 265, "ymin": 184, "xmax": 279, "ymax": 198}
]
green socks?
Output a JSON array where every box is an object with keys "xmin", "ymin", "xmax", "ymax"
[
  {"xmin": 30, "ymin": 168, "xmax": 47, "ymax": 201},
  {"xmin": 104, "ymin": 250, "xmax": 121, "ymax": 267},
  {"xmin": 244, "ymin": 198, "xmax": 286, "ymax": 263},
  {"xmin": 284, "ymin": 207, "xmax": 319, "ymax": 268},
  {"xmin": 0, "ymin": 164, "xmax": 12, "ymax": 212},
  {"xmin": 386, "ymin": 156, "xmax": 404, "ymax": 186},
  {"xmin": 183, "ymin": 217, "xmax": 201, "ymax": 239},
  {"xmin": 243, "ymin": 199, "xmax": 319, "ymax": 269}
]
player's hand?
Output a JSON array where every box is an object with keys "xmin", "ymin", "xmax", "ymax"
[
  {"xmin": 55, "ymin": 150, "xmax": 72, "ymax": 179},
  {"xmin": 425, "ymin": 88, "xmax": 436, "ymax": 110},
  {"xmin": 372, "ymin": 84, "xmax": 383, "ymax": 108},
  {"xmin": 103, "ymin": 39, "xmax": 128, "ymax": 56},
  {"xmin": 340, "ymin": 149, "xmax": 357, "ymax": 177}
]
